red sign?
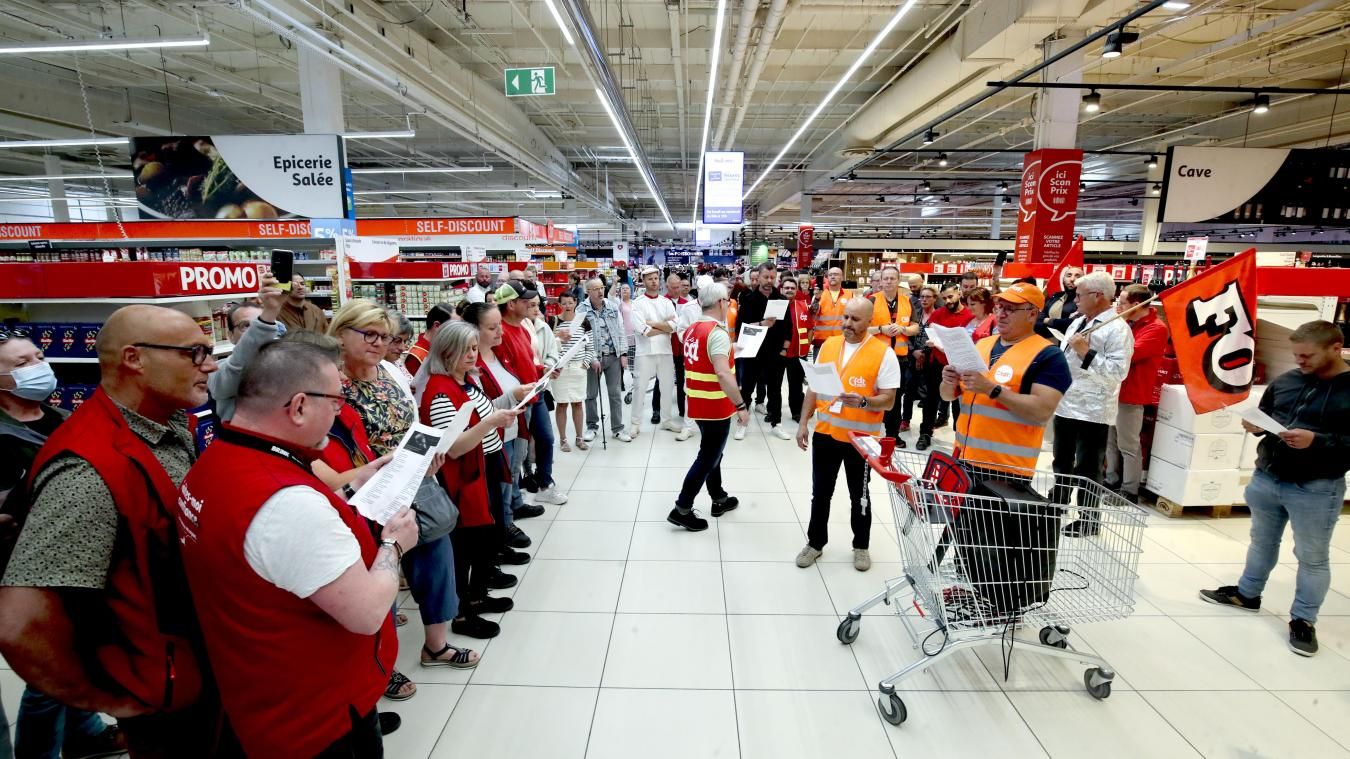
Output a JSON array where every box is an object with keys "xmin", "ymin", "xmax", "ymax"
[
  {"xmin": 1014, "ymin": 148, "xmax": 1083, "ymax": 264},
  {"xmin": 347, "ymin": 261, "xmax": 473, "ymax": 281},
  {"xmin": 796, "ymin": 226, "xmax": 815, "ymax": 269},
  {"xmin": 355, "ymin": 217, "xmax": 515, "ymax": 237},
  {"xmin": 0, "ymin": 219, "xmax": 312, "ymax": 242},
  {"xmin": 0, "ymin": 261, "xmax": 263, "ymax": 299},
  {"xmin": 162, "ymin": 263, "xmax": 263, "ymax": 295},
  {"xmin": 1161, "ymin": 249, "xmax": 1258, "ymax": 413},
  {"xmin": 1046, "ymin": 235, "xmax": 1085, "ymax": 296}
]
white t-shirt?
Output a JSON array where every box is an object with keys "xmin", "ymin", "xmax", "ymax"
[
  {"xmin": 244, "ymin": 485, "xmax": 361, "ymax": 599},
  {"xmin": 465, "ymin": 283, "xmax": 491, "ymax": 304},
  {"xmin": 833, "ymin": 339, "xmax": 902, "ymax": 390},
  {"xmin": 631, "ymin": 293, "xmax": 677, "ymax": 356}
]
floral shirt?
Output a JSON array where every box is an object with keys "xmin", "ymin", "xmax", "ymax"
[{"xmin": 342, "ymin": 366, "xmax": 414, "ymax": 457}]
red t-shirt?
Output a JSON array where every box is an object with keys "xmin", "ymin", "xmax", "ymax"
[
  {"xmin": 498, "ymin": 319, "xmax": 543, "ymax": 385},
  {"xmin": 925, "ymin": 305, "xmax": 975, "ymax": 365}
]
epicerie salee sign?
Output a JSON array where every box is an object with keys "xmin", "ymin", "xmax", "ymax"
[{"xmin": 131, "ymin": 135, "xmax": 346, "ymax": 221}]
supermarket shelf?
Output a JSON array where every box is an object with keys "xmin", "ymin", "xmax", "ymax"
[
  {"xmin": 294, "ymin": 260, "xmax": 336, "ymax": 266},
  {"xmin": 46, "ymin": 356, "xmax": 99, "ymax": 364},
  {"xmin": 307, "ymin": 291, "xmax": 335, "ymax": 297},
  {"xmin": 3, "ymin": 293, "xmax": 252, "ymax": 305},
  {"xmin": 214, "ymin": 342, "xmax": 234, "ymax": 355}
]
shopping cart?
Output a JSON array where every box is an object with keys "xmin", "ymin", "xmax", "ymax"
[{"xmin": 837, "ymin": 433, "xmax": 1148, "ymax": 726}]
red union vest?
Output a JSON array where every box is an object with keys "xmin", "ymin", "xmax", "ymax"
[
  {"xmin": 786, "ymin": 298, "xmax": 813, "ymax": 358},
  {"xmin": 176, "ymin": 426, "xmax": 396, "ymax": 758},
  {"xmin": 404, "ymin": 333, "xmax": 431, "ymax": 375},
  {"xmin": 419, "ymin": 373, "xmax": 493, "ymax": 527},
  {"xmin": 683, "ymin": 319, "xmax": 737, "ymax": 420},
  {"xmin": 954, "ymin": 333, "xmax": 1055, "ymax": 475}
]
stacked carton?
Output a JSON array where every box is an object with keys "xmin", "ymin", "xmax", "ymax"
[{"xmin": 1145, "ymin": 385, "xmax": 1262, "ymax": 508}]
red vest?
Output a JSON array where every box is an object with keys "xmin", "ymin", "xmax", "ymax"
[
  {"xmin": 176, "ymin": 426, "xmax": 396, "ymax": 758},
  {"xmin": 419, "ymin": 374, "xmax": 494, "ymax": 527},
  {"xmin": 498, "ymin": 320, "xmax": 542, "ymax": 386},
  {"xmin": 318, "ymin": 403, "xmax": 376, "ymax": 474},
  {"xmin": 683, "ymin": 320, "xmax": 737, "ymax": 420},
  {"xmin": 404, "ymin": 333, "xmax": 431, "ymax": 375},
  {"xmin": 24, "ymin": 388, "xmax": 204, "ymax": 712},
  {"xmin": 786, "ymin": 298, "xmax": 813, "ymax": 358}
]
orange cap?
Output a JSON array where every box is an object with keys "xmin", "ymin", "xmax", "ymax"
[{"xmin": 996, "ymin": 281, "xmax": 1046, "ymax": 310}]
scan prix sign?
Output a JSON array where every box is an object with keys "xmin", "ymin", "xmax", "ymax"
[{"xmin": 1013, "ymin": 148, "xmax": 1083, "ymax": 264}]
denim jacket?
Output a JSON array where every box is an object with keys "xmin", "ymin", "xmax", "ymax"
[{"xmin": 577, "ymin": 297, "xmax": 628, "ymax": 356}]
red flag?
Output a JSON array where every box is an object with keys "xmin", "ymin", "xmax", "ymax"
[
  {"xmin": 1045, "ymin": 235, "xmax": 1084, "ymax": 296},
  {"xmin": 1160, "ymin": 249, "xmax": 1258, "ymax": 414}
]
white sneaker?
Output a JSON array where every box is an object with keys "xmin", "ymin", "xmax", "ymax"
[
  {"xmin": 754, "ymin": 403, "xmax": 767, "ymax": 414},
  {"xmin": 770, "ymin": 424, "xmax": 794, "ymax": 440},
  {"xmin": 733, "ymin": 424, "xmax": 747, "ymax": 441},
  {"xmin": 660, "ymin": 419, "xmax": 684, "ymax": 433},
  {"xmin": 675, "ymin": 425, "xmax": 696, "ymax": 441},
  {"xmin": 853, "ymin": 549, "xmax": 872, "ymax": 572},
  {"xmin": 627, "ymin": 426, "xmax": 641, "ymax": 439},
  {"xmin": 535, "ymin": 486, "xmax": 569, "ymax": 506},
  {"xmin": 583, "ymin": 429, "xmax": 596, "ymax": 442},
  {"xmin": 796, "ymin": 545, "xmax": 823, "ymax": 568},
  {"xmin": 616, "ymin": 430, "xmax": 633, "ymax": 443}
]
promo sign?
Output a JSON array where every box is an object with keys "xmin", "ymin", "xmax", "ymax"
[
  {"xmin": 1160, "ymin": 146, "xmax": 1350, "ymax": 227},
  {"xmin": 1013, "ymin": 148, "xmax": 1083, "ymax": 264},
  {"xmin": 130, "ymin": 135, "xmax": 346, "ymax": 220},
  {"xmin": 703, "ymin": 151, "xmax": 744, "ymax": 225},
  {"xmin": 612, "ymin": 241, "xmax": 629, "ymax": 263},
  {"xmin": 1184, "ymin": 236, "xmax": 1209, "ymax": 262},
  {"xmin": 797, "ymin": 225, "xmax": 815, "ymax": 269}
]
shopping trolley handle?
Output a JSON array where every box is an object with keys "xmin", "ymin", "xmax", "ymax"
[{"xmin": 847, "ymin": 433, "xmax": 912, "ymax": 485}]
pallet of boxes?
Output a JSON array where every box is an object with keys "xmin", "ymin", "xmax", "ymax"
[{"xmin": 1145, "ymin": 384, "xmax": 1262, "ymax": 518}]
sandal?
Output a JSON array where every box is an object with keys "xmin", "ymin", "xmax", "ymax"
[
  {"xmin": 384, "ymin": 670, "xmax": 417, "ymax": 701},
  {"xmin": 560, "ymin": 439, "xmax": 572, "ymax": 452},
  {"xmin": 420, "ymin": 643, "xmax": 480, "ymax": 669},
  {"xmin": 575, "ymin": 437, "xmax": 589, "ymax": 451},
  {"xmin": 395, "ymin": 612, "xmax": 409, "ymax": 627}
]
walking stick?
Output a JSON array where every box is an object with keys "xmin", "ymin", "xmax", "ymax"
[{"xmin": 596, "ymin": 362, "xmax": 609, "ymax": 450}]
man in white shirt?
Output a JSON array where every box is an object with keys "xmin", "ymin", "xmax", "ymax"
[
  {"xmin": 465, "ymin": 265, "xmax": 495, "ymax": 304},
  {"xmin": 1053, "ymin": 271, "xmax": 1134, "ymax": 537},
  {"xmin": 629, "ymin": 266, "xmax": 679, "ymax": 438}
]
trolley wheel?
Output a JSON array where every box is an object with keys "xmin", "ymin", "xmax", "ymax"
[
  {"xmin": 877, "ymin": 693, "xmax": 907, "ymax": 725},
  {"xmin": 1084, "ymin": 668, "xmax": 1113, "ymax": 700},
  {"xmin": 1038, "ymin": 626, "xmax": 1068, "ymax": 649},
  {"xmin": 837, "ymin": 617, "xmax": 861, "ymax": 645}
]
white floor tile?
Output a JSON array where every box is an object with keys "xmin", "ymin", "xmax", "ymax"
[
  {"xmin": 727, "ymin": 615, "xmax": 868, "ymax": 690},
  {"xmin": 617, "ymin": 560, "xmax": 726, "ymax": 614},
  {"xmin": 2, "ymin": 668, "xmax": 22, "ymax": 748},
  {"xmin": 628, "ymin": 520, "xmax": 723, "ymax": 561},
  {"xmin": 722, "ymin": 562, "xmax": 836, "ymax": 615},
  {"xmin": 534, "ymin": 520, "xmax": 634, "ymax": 561},
  {"xmin": 1176, "ymin": 615, "xmax": 1350, "ymax": 690},
  {"xmin": 1009, "ymin": 691, "xmax": 1199, "ymax": 759},
  {"xmin": 1141, "ymin": 690, "xmax": 1350, "ymax": 758},
  {"xmin": 1143, "ymin": 523, "xmax": 1251, "ymax": 563},
  {"xmin": 1272, "ymin": 690, "xmax": 1350, "ymax": 750},
  {"xmin": 718, "ymin": 522, "xmax": 807, "ymax": 561},
  {"xmin": 735, "ymin": 690, "xmax": 896, "ymax": 759},
  {"xmin": 710, "ymin": 492, "xmax": 801, "ymax": 523},
  {"xmin": 1192, "ymin": 561, "xmax": 1350, "ymax": 617},
  {"xmin": 586, "ymin": 689, "xmax": 740, "ymax": 759},
  {"xmin": 510, "ymin": 559, "xmax": 626, "ymax": 613},
  {"xmin": 553, "ymin": 491, "xmax": 640, "ymax": 522},
  {"xmin": 1134, "ymin": 562, "xmax": 1249, "ymax": 617},
  {"xmin": 381, "ymin": 683, "xmax": 463, "ymax": 759},
  {"xmin": 847, "ymin": 613, "xmax": 1002, "ymax": 692},
  {"xmin": 967, "ymin": 625, "xmax": 1136, "ymax": 693},
  {"xmin": 470, "ymin": 611, "xmax": 614, "ymax": 687},
  {"xmin": 431, "ymin": 685, "xmax": 595, "ymax": 759},
  {"xmin": 1073, "ymin": 617, "xmax": 1259, "ymax": 691},
  {"xmin": 602, "ymin": 614, "xmax": 732, "ymax": 689},
  {"xmin": 882, "ymin": 690, "xmax": 1049, "ymax": 758},
  {"xmin": 817, "ymin": 561, "xmax": 905, "ymax": 617},
  {"xmin": 572, "ymin": 465, "xmax": 646, "ymax": 492}
]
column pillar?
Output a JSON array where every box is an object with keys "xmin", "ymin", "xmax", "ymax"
[
  {"xmin": 44, "ymin": 154, "xmax": 70, "ymax": 222},
  {"xmin": 1033, "ymin": 35, "xmax": 1084, "ymax": 150},
  {"xmin": 989, "ymin": 192, "xmax": 1003, "ymax": 240},
  {"xmin": 1139, "ymin": 159, "xmax": 1165, "ymax": 256},
  {"xmin": 299, "ymin": 47, "xmax": 345, "ymax": 134}
]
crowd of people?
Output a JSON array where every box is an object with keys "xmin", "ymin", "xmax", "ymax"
[{"xmin": 0, "ymin": 254, "xmax": 1344, "ymax": 757}]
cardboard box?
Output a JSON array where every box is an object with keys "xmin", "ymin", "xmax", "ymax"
[
  {"xmin": 1155, "ymin": 383, "xmax": 1263, "ymax": 435},
  {"xmin": 1150, "ymin": 421, "xmax": 1245, "ymax": 471},
  {"xmin": 1145, "ymin": 457, "xmax": 1239, "ymax": 506},
  {"xmin": 55, "ymin": 323, "xmax": 80, "ymax": 359},
  {"xmin": 75, "ymin": 324, "xmax": 100, "ymax": 359}
]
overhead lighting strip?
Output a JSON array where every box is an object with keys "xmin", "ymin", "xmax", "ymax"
[
  {"xmin": 0, "ymin": 35, "xmax": 210, "ymax": 55},
  {"xmin": 349, "ymin": 166, "xmax": 492, "ymax": 174},
  {"xmin": 0, "ymin": 174, "xmax": 132, "ymax": 182},
  {"xmin": 689, "ymin": 0, "xmax": 728, "ymax": 226},
  {"xmin": 543, "ymin": 0, "xmax": 576, "ymax": 47},
  {"xmin": 341, "ymin": 130, "xmax": 416, "ymax": 140},
  {"xmin": 0, "ymin": 138, "xmax": 128, "ymax": 149}
]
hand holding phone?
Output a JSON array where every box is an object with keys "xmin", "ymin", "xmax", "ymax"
[{"xmin": 271, "ymin": 249, "xmax": 294, "ymax": 292}]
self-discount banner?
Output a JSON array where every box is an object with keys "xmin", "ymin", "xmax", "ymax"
[
  {"xmin": 1161, "ymin": 248, "xmax": 1258, "ymax": 413},
  {"xmin": 1014, "ymin": 148, "xmax": 1083, "ymax": 264}
]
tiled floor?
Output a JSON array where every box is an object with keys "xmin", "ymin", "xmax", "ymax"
[{"xmin": 3, "ymin": 402, "xmax": 1348, "ymax": 758}]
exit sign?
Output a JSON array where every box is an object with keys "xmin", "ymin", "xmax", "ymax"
[{"xmin": 505, "ymin": 67, "xmax": 555, "ymax": 97}]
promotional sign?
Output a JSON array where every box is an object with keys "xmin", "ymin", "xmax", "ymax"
[
  {"xmin": 1160, "ymin": 249, "xmax": 1258, "ymax": 414},
  {"xmin": 1013, "ymin": 148, "xmax": 1083, "ymax": 264},
  {"xmin": 748, "ymin": 240, "xmax": 770, "ymax": 266},
  {"xmin": 465, "ymin": 246, "xmax": 487, "ymax": 263},
  {"xmin": 796, "ymin": 225, "xmax": 815, "ymax": 270},
  {"xmin": 1184, "ymin": 236, "xmax": 1209, "ymax": 262},
  {"xmin": 310, "ymin": 218, "xmax": 357, "ymax": 239},
  {"xmin": 702, "ymin": 151, "xmax": 744, "ymax": 225},
  {"xmin": 130, "ymin": 135, "xmax": 346, "ymax": 220},
  {"xmin": 1046, "ymin": 235, "xmax": 1084, "ymax": 297},
  {"xmin": 504, "ymin": 67, "xmax": 555, "ymax": 97},
  {"xmin": 1160, "ymin": 146, "xmax": 1350, "ymax": 227},
  {"xmin": 0, "ymin": 219, "xmax": 313, "ymax": 241},
  {"xmin": 612, "ymin": 241, "xmax": 629, "ymax": 263},
  {"xmin": 355, "ymin": 217, "xmax": 515, "ymax": 237}
]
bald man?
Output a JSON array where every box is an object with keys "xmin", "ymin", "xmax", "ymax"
[{"xmin": 0, "ymin": 306, "xmax": 234, "ymax": 756}]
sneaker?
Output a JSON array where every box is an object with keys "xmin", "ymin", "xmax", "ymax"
[
  {"xmin": 378, "ymin": 712, "xmax": 402, "ymax": 736},
  {"xmin": 796, "ymin": 545, "xmax": 823, "ymax": 568},
  {"xmin": 771, "ymin": 424, "xmax": 794, "ymax": 440},
  {"xmin": 934, "ymin": 416, "xmax": 949, "ymax": 430},
  {"xmin": 534, "ymin": 487, "xmax": 569, "ymax": 506},
  {"xmin": 627, "ymin": 425, "xmax": 641, "ymax": 439},
  {"xmin": 733, "ymin": 424, "xmax": 747, "ymax": 441},
  {"xmin": 521, "ymin": 473, "xmax": 539, "ymax": 493},
  {"xmin": 853, "ymin": 548, "xmax": 872, "ymax": 572},
  {"xmin": 899, "ymin": 420, "xmax": 911, "ymax": 432},
  {"xmin": 451, "ymin": 614, "xmax": 501, "ymax": 639},
  {"xmin": 624, "ymin": 391, "xmax": 633, "ymax": 404},
  {"xmin": 915, "ymin": 434, "xmax": 932, "ymax": 451},
  {"xmin": 1198, "ymin": 585, "xmax": 1262, "ymax": 612},
  {"xmin": 506, "ymin": 523, "xmax": 532, "ymax": 549},
  {"xmin": 485, "ymin": 569, "xmax": 517, "ymax": 590},
  {"xmin": 496, "ymin": 547, "xmax": 531, "ymax": 565},
  {"xmin": 754, "ymin": 402, "xmax": 767, "ymax": 414},
  {"xmin": 1289, "ymin": 618, "xmax": 1318, "ymax": 657},
  {"xmin": 467, "ymin": 595, "xmax": 514, "ymax": 614},
  {"xmin": 1061, "ymin": 519, "xmax": 1100, "ymax": 538},
  {"xmin": 651, "ymin": 414, "xmax": 661, "ymax": 425},
  {"xmin": 583, "ymin": 428, "xmax": 597, "ymax": 442},
  {"xmin": 660, "ymin": 419, "xmax": 685, "ymax": 433},
  {"xmin": 616, "ymin": 430, "xmax": 633, "ymax": 443},
  {"xmin": 667, "ymin": 508, "xmax": 709, "ymax": 532},
  {"xmin": 63, "ymin": 724, "xmax": 127, "ymax": 759},
  {"xmin": 711, "ymin": 495, "xmax": 739, "ymax": 517},
  {"xmin": 514, "ymin": 503, "xmax": 547, "ymax": 519},
  {"xmin": 675, "ymin": 425, "xmax": 696, "ymax": 441}
]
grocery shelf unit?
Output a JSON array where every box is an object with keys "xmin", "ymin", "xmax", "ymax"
[{"xmin": 347, "ymin": 260, "xmax": 476, "ymax": 336}]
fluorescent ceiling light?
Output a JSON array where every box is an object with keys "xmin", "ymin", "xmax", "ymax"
[
  {"xmin": 743, "ymin": 0, "xmax": 917, "ymax": 201},
  {"xmin": 341, "ymin": 130, "xmax": 416, "ymax": 140},
  {"xmin": 690, "ymin": 0, "xmax": 728, "ymax": 225},
  {"xmin": 543, "ymin": 0, "xmax": 576, "ymax": 47},
  {"xmin": 0, "ymin": 138, "xmax": 129, "ymax": 149},
  {"xmin": 528, "ymin": 190, "xmax": 564, "ymax": 199},
  {"xmin": 1162, "ymin": 2, "xmax": 1191, "ymax": 9},
  {"xmin": 0, "ymin": 173, "xmax": 131, "ymax": 182},
  {"xmin": 594, "ymin": 86, "xmax": 674, "ymax": 228},
  {"xmin": 349, "ymin": 166, "xmax": 492, "ymax": 174},
  {"xmin": 352, "ymin": 188, "xmax": 532, "ymax": 196},
  {"xmin": 0, "ymin": 35, "xmax": 209, "ymax": 55}
]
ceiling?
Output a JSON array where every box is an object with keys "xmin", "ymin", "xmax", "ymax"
[{"xmin": 0, "ymin": 0, "xmax": 1347, "ymax": 244}]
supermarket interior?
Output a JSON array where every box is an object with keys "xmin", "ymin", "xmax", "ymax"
[{"xmin": 1, "ymin": 1, "xmax": 1349, "ymax": 758}]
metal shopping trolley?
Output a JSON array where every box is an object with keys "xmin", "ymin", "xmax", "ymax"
[{"xmin": 838, "ymin": 433, "xmax": 1148, "ymax": 726}]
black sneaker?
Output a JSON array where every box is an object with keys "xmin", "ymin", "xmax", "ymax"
[
  {"xmin": 916, "ymin": 434, "xmax": 932, "ymax": 451},
  {"xmin": 506, "ymin": 524, "xmax": 532, "ymax": 549},
  {"xmin": 651, "ymin": 414, "xmax": 660, "ymax": 424},
  {"xmin": 62, "ymin": 724, "xmax": 127, "ymax": 759},
  {"xmin": 666, "ymin": 508, "xmax": 709, "ymax": 532},
  {"xmin": 1198, "ymin": 585, "xmax": 1262, "ymax": 612},
  {"xmin": 378, "ymin": 712, "xmax": 402, "ymax": 736},
  {"xmin": 895, "ymin": 437, "xmax": 907, "ymax": 449},
  {"xmin": 711, "ymin": 495, "xmax": 739, "ymax": 517},
  {"xmin": 467, "ymin": 595, "xmax": 515, "ymax": 614},
  {"xmin": 513, "ymin": 503, "xmax": 545, "ymax": 520},
  {"xmin": 1061, "ymin": 519, "xmax": 1100, "ymax": 538},
  {"xmin": 521, "ymin": 473, "xmax": 539, "ymax": 493},
  {"xmin": 451, "ymin": 614, "xmax": 501, "ymax": 639},
  {"xmin": 1289, "ymin": 618, "xmax": 1318, "ymax": 657},
  {"xmin": 485, "ymin": 569, "xmax": 518, "ymax": 589},
  {"xmin": 496, "ymin": 547, "xmax": 531, "ymax": 565},
  {"xmin": 934, "ymin": 417, "xmax": 949, "ymax": 430}
]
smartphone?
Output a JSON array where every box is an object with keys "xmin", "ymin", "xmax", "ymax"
[
  {"xmin": 271, "ymin": 249, "xmax": 294, "ymax": 291},
  {"xmin": 993, "ymin": 250, "xmax": 1008, "ymax": 269}
]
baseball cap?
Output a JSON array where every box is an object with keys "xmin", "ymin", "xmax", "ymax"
[
  {"xmin": 494, "ymin": 281, "xmax": 538, "ymax": 304},
  {"xmin": 995, "ymin": 282, "xmax": 1045, "ymax": 310},
  {"xmin": 639, "ymin": 265, "xmax": 661, "ymax": 278}
]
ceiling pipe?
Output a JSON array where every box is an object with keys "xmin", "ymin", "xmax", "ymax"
[
  {"xmin": 669, "ymin": 5, "xmax": 690, "ymax": 181},
  {"xmin": 712, "ymin": 0, "xmax": 760, "ymax": 150},
  {"xmin": 725, "ymin": 0, "xmax": 791, "ymax": 149}
]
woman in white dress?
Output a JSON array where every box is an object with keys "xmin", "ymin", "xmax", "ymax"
[{"xmin": 552, "ymin": 292, "xmax": 595, "ymax": 451}]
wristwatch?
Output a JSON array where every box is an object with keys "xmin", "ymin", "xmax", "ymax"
[
  {"xmin": 989, "ymin": 385, "xmax": 1004, "ymax": 400},
  {"xmin": 859, "ymin": 397, "xmax": 869, "ymax": 409},
  {"xmin": 341, "ymin": 483, "xmax": 357, "ymax": 500}
]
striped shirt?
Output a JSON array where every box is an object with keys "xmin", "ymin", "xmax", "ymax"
[
  {"xmin": 428, "ymin": 381, "xmax": 503, "ymax": 455},
  {"xmin": 556, "ymin": 330, "xmax": 597, "ymax": 370}
]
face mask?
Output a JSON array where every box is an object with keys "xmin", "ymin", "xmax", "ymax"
[{"xmin": 1, "ymin": 362, "xmax": 58, "ymax": 401}]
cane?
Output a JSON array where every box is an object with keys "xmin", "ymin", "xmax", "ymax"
[{"xmin": 594, "ymin": 361, "xmax": 609, "ymax": 450}]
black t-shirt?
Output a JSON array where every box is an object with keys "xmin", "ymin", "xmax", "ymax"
[
  {"xmin": 0, "ymin": 406, "xmax": 65, "ymax": 492},
  {"xmin": 987, "ymin": 340, "xmax": 1073, "ymax": 395}
]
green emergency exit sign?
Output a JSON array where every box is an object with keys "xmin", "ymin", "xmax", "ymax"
[{"xmin": 505, "ymin": 67, "xmax": 555, "ymax": 97}]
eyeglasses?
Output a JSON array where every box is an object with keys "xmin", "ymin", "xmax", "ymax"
[
  {"xmin": 993, "ymin": 303, "xmax": 1038, "ymax": 314},
  {"xmin": 390, "ymin": 335, "xmax": 410, "ymax": 348},
  {"xmin": 286, "ymin": 391, "xmax": 345, "ymax": 412},
  {"xmin": 0, "ymin": 325, "xmax": 31, "ymax": 343},
  {"xmin": 348, "ymin": 327, "xmax": 394, "ymax": 345},
  {"xmin": 132, "ymin": 342, "xmax": 214, "ymax": 366}
]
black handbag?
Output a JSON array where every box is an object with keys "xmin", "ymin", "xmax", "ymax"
[
  {"xmin": 412, "ymin": 477, "xmax": 459, "ymax": 545},
  {"xmin": 953, "ymin": 477, "xmax": 1061, "ymax": 616}
]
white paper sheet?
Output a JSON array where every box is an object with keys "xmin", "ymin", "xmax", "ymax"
[
  {"xmin": 435, "ymin": 404, "xmax": 474, "ymax": 454},
  {"xmin": 800, "ymin": 359, "xmax": 845, "ymax": 397},
  {"xmin": 762, "ymin": 299, "xmax": 789, "ymax": 321},
  {"xmin": 349, "ymin": 423, "xmax": 443, "ymax": 525},
  {"xmin": 928, "ymin": 324, "xmax": 988, "ymax": 374},
  {"xmin": 1239, "ymin": 407, "xmax": 1288, "ymax": 435},
  {"xmin": 734, "ymin": 323, "xmax": 769, "ymax": 358},
  {"xmin": 512, "ymin": 381, "xmax": 547, "ymax": 410},
  {"xmin": 1049, "ymin": 328, "xmax": 1067, "ymax": 343}
]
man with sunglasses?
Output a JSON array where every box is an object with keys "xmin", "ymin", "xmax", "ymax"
[{"xmin": 0, "ymin": 305, "xmax": 237, "ymax": 757}]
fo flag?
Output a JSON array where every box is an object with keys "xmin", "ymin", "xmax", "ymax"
[
  {"xmin": 1160, "ymin": 249, "xmax": 1258, "ymax": 413},
  {"xmin": 1046, "ymin": 235, "xmax": 1084, "ymax": 297}
]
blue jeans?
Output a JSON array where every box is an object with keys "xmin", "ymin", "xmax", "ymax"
[
  {"xmin": 1, "ymin": 699, "xmax": 11, "ymax": 759},
  {"xmin": 14, "ymin": 686, "xmax": 107, "ymax": 759},
  {"xmin": 401, "ymin": 534, "xmax": 458, "ymax": 625},
  {"xmin": 525, "ymin": 399, "xmax": 555, "ymax": 488},
  {"xmin": 503, "ymin": 439, "xmax": 524, "ymax": 524},
  {"xmin": 1238, "ymin": 469, "xmax": 1346, "ymax": 624}
]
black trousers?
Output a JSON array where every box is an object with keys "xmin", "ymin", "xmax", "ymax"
[
  {"xmin": 918, "ymin": 358, "xmax": 945, "ymax": 436},
  {"xmin": 883, "ymin": 360, "xmax": 911, "ymax": 437},
  {"xmin": 806, "ymin": 432, "xmax": 872, "ymax": 550},
  {"xmin": 900, "ymin": 356, "xmax": 920, "ymax": 423},
  {"xmin": 1051, "ymin": 416, "xmax": 1110, "ymax": 519},
  {"xmin": 651, "ymin": 360, "xmax": 686, "ymax": 419},
  {"xmin": 740, "ymin": 356, "xmax": 785, "ymax": 425},
  {"xmin": 676, "ymin": 417, "xmax": 732, "ymax": 510},
  {"xmin": 314, "ymin": 707, "xmax": 382, "ymax": 759},
  {"xmin": 783, "ymin": 354, "xmax": 806, "ymax": 422},
  {"xmin": 451, "ymin": 525, "xmax": 498, "ymax": 605}
]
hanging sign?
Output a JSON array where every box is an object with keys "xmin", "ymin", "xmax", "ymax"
[
  {"xmin": 796, "ymin": 225, "xmax": 815, "ymax": 270},
  {"xmin": 1160, "ymin": 146, "xmax": 1350, "ymax": 227},
  {"xmin": 466, "ymin": 246, "xmax": 487, "ymax": 263},
  {"xmin": 1013, "ymin": 148, "xmax": 1083, "ymax": 264},
  {"xmin": 1184, "ymin": 236, "xmax": 1209, "ymax": 262},
  {"xmin": 612, "ymin": 241, "xmax": 629, "ymax": 263},
  {"xmin": 702, "ymin": 151, "xmax": 744, "ymax": 224},
  {"xmin": 504, "ymin": 67, "xmax": 555, "ymax": 97}
]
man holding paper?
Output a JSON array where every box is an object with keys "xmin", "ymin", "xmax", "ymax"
[
  {"xmin": 737, "ymin": 263, "xmax": 793, "ymax": 440},
  {"xmin": 794, "ymin": 298, "xmax": 899, "ymax": 573}
]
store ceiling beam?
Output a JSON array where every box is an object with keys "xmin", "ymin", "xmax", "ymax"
[{"xmin": 988, "ymin": 81, "xmax": 1349, "ymax": 96}]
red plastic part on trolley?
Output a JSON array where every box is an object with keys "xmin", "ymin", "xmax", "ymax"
[{"xmin": 846, "ymin": 432, "xmax": 911, "ymax": 485}]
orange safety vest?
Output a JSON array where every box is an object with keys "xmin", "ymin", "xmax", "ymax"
[
  {"xmin": 813, "ymin": 335, "xmax": 887, "ymax": 443},
  {"xmin": 868, "ymin": 291, "xmax": 912, "ymax": 357},
  {"xmin": 813, "ymin": 288, "xmax": 852, "ymax": 341},
  {"xmin": 954, "ymin": 333, "xmax": 1055, "ymax": 475},
  {"xmin": 683, "ymin": 319, "xmax": 736, "ymax": 420},
  {"xmin": 727, "ymin": 299, "xmax": 738, "ymax": 335}
]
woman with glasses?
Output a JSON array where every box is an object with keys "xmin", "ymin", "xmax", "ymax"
[{"xmin": 383, "ymin": 311, "xmax": 416, "ymax": 394}]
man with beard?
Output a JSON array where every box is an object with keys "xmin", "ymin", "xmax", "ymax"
[
  {"xmin": 466, "ymin": 265, "xmax": 496, "ymax": 304},
  {"xmin": 1040, "ymin": 265, "xmax": 1083, "ymax": 334},
  {"xmin": 915, "ymin": 285, "xmax": 974, "ymax": 449}
]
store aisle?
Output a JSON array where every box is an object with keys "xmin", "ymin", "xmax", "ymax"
[{"xmin": 2, "ymin": 411, "xmax": 1347, "ymax": 757}]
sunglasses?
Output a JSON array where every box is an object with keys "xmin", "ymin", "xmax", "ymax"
[
  {"xmin": 133, "ymin": 342, "xmax": 214, "ymax": 366},
  {"xmin": 348, "ymin": 327, "xmax": 394, "ymax": 346},
  {"xmin": 0, "ymin": 325, "xmax": 32, "ymax": 343}
]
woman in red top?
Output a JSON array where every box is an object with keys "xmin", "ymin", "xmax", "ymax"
[{"xmin": 966, "ymin": 287, "xmax": 997, "ymax": 342}]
